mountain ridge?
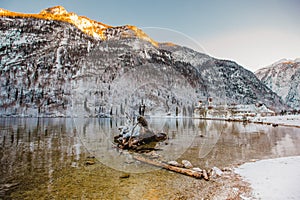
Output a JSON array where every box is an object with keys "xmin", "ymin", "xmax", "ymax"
[
  {"xmin": 255, "ymin": 58, "xmax": 300, "ymax": 110},
  {"xmin": 0, "ymin": 6, "xmax": 158, "ymax": 46}
]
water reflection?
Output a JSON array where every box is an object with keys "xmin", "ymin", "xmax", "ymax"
[
  {"xmin": 1, "ymin": 117, "xmax": 300, "ymax": 198},
  {"xmin": 186, "ymin": 119, "xmax": 300, "ymax": 168},
  {"xmin": 75, "ymin": 117, "xmax": 300, "ymax": 172},
  {"xmin": 0, "ymin": 118, "xmax": 81, "ymax": 198},
  {"xmin": 75, "ymin": 117, "xmax": 200, "ymax": 173}
]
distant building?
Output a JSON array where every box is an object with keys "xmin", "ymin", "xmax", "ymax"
[
  {"xmin": 228, "ymin": 104, "xmax": 275, "ymax": 117},
  {"xmin": 194, "ymin": 99, "xmax": 275, "ymax": 119},
  {"xmin": 229, "ymin": 104, "xmax": 257, "ymax": 117},
  {"xmin": 256, "ymin": 104, "xmax": 275, "ymax": 117},
  {"xmin": 194, "ymin": 97, "xmax": 230, "ymax": 118}
]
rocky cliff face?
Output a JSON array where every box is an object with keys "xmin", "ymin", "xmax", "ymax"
[
  {"xmin": 255, "ymin": 59, "xmax": 300, "ymax": 110},
  {"xmin": 0, "ymin": 6, "xmax": 285, "ymax": 117}
]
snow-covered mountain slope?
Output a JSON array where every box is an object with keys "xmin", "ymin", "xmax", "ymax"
[
  {"xmin": 255, "ymin": 59, "xmax": 300, "ymax": 109},
  {"xmin": 0, "ymin": 6, "xmax": 286, "ymax": 117}
]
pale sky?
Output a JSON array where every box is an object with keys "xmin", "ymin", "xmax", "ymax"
[{"xmin": 1, "ymin": 0, "xmax": 299, "ymax": 71}]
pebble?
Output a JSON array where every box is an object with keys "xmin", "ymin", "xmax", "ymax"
[
  {"xmin": 211, "ymin": 166, "xmax": 223, "ymax": 178},
  {"xmin": 119, "ymin": 173, "xmax": 130, "ymax": 179},
  {"xmin": 192, "ymin": 167, "xmax": 202, "ymax": 172},
  {"xmin": 182, "ymin": 160, "xmax": 193, "ymax": 169},
  {"xmin": 222, "ymin": 167, "xmax": 233, "ymax": 172},
  {"xmin": 168, "ymin": 161, "xmax": 181, "ymax": 167},
  {"xmin": 85, "ymin": 160, "xmax": 95, "ymax": 165}
]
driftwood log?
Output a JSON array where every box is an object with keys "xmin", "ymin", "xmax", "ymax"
[
  {"xmin": 114, "ymin": 131, "xmax": 167, "ymax": 150},
  {"xmin": 133, "ymin": 155, "xmax": 209, "ymax": 180},
  {"xmin": 114, "ymin": 116, "xmax": 167, "ymax": 150},
  {"xmin": 115, "ymin": 116, "xmax": 210, "ymax": 180}
]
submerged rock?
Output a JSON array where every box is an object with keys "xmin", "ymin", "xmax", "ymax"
[
  {"xmin": 85, "ymin": 160, "xmax": 95, "ymax": 165},
  {"xmin": 119, "ymin": 173, "xmax": 130, "ymax": 179},
  {"xmin": 182, "ymin": 160, "xmax": 193, "ymax": 169}
]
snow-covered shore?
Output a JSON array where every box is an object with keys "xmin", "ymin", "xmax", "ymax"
[
  {"xmin": 196, "ymin": 114, "xmax": 300, "ymax": 128},
  {"xmin": 235, "ymin": 156, "xmax": 300, "ymax": 200},
  {"xmin": 233, "ymin": 115, "xmax": 300, "ymax": 199},
  {"xmin": 250, "ymin": 115, "xmax": 300, "ymax": 128}
]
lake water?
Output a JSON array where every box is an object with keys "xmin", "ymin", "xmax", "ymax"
[{"xmin": 1, "ymin": 117, "xmax": 300, "ymax": 199}]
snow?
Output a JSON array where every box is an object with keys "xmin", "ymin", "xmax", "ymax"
[
  {"xmin": 171, "ymin": 47, "xmax": 210, "ymax": 67},
  {"xmin": 251, "ymin": 115, "xmax": 300, "ymax": 127},
  {"xmin": 0, "ymin": 16, "xmax": 289, "ymax": 117},
  {"xmin": 235, "ymin": 156, "xmax": 300, "ymax": 200},
  {"xmin": 255, "ymin": 58, "xmax": 300, "ymax": 109}
]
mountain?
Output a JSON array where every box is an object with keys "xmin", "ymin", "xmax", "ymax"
[
  {"xmin": 255, "ymin": 59, "xmax": 300, "ymax": 110},
  {"xmin": 0, "ymin": 6, "xmax": 286, "ymax": 117},
  {"xmin": 0, "ymin": 6, "xmax": 157, "ymax": 45}
]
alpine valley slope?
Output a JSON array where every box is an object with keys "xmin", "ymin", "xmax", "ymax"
[
  {"xmin": 0, "ymin": 6, "xmax": 285, "ymax": 117},
  {"xmin": 255, "ymin": 58, "xmax": 300, "ymax": 110}
]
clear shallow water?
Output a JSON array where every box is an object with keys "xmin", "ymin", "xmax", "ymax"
[{"xmin": 1, "ymin": 117, "xmax": 300, "ymax": 199}]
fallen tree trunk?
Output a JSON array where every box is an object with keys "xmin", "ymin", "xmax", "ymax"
[
  {"xmin": 114, "ymin": 116, "xmax": 167, "ymax": 150},
  {"xmin": 114, "ymin": 131, "xmax": 167, "ymax": 150},
  {"xmin": 133, "ymin": 155, "xmax": 209, "ymax": 180}
]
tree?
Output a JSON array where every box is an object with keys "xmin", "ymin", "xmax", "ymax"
[
  {"xmin": 15, "ymin": 88, "xmax": 19, "ymax": 101},
  {"xmin": 19, "ymin": 88, "xmax": 24, "ymax": 105}
]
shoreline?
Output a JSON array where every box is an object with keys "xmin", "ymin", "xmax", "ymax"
[
  {"xmin": 195, "ymin": 114, "xmax": 300, "ymax": 129},
  {"xmin": 235, "ymin": 156, "xmax": 300, "ymax": 200}
]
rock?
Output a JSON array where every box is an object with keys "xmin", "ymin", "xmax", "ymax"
[
  {"xmin": 192, "ymin": 167, "xmax": 202, "ymax": 172},
  {"xmin": 85, "ymin": 160, "xmax": 95, "ymax": 165},
  {"xmin": 182, "ymin": 160, "xmax": 193, "ymax": 169},
  {"xmin": 120, "ymin": 173, "xmax": 130, "ymax": 179},
  {"xmin": 210, "ymin": 166, "xmax": 223, "ymax": 178},
  {"xmin": 222, "ymin": 167, "xmax": 233, "ymax": 172}
]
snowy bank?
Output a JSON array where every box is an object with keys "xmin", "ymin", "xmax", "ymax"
[
  {"xmin": 235, "ymin": 156, "xmax": 300, "ymax": 200},
  {"xmin": 251, "ymin": 115, "xmax": 300, "ymax": 128}
]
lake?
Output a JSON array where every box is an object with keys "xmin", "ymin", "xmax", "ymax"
[{"xmin": 1, "ymin": 117, "xmax": 300, "ymax": 199}]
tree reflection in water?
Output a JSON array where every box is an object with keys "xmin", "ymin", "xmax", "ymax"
[{"xmin": 1, "ymin": 117, "xmax": 300, "ymax": 198}]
